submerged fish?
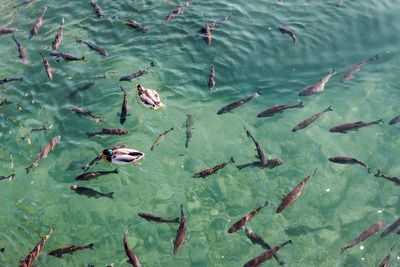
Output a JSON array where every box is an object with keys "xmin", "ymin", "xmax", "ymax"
[
  {"xmin": 228, "ymin": 201, "xmax": 268, "ymax": 234},
  {"xmin": 25, "ymin": 135, "xmax": 61, "ymax": 173},
  {"xmin": 246, "ymin": 129, "xmax": 267, "ymax": 163},
  {"xmin": 125, "ymin": 19, "xmax": 148, "ymax": 33},
  {"xmin": 123, "ymin": 230, "xmax": 141, "ymax": 267},
  {"xmin": 151, "ymin": 127, "xmax": 174, "ymax": 151},
  {"xmin": 193, "ymin": 157, "xmax": 234, "ymax": 178},
  {"xmin": 19, "ymin": 228, "xmax": 53, "ymax": 267},
  {"xmin": 70, "ymin": 184, "xmax": 113, "ymax": 199},
  {"xmin": 341, "ymin": 55, "xmax": 378, "ymax": 83},
  {"xmin": 389, "ymin": 115, "xmax": 400, "ymax": 125},
  {"xmin": 119, "ymin": 62, "xmax": 154, "ymax": 82},
  {"xmin": 284, "ymin": 225, "xmax": 335, "ymax": 236},
  {"xmin": 49, "ymin": 243, "xmax": 94, "ymax": 257},
  {"xmin": 341, "ymin": 221, "xmax": 384, "ymax": 253},
  {"xmin": 217, "ymin": 91, "xmax": 261, "ymax": 115},
  {"xmin": 381, "ymin": 217, "xmax": 400, "ymax": 237},
  {"xmin": 0, "ymin": 28, "xmax": 17, "ymax": 35},
  {"xmin": 257, "ymin": 102, "xmax": 304, "ymax": 118},
  {"xmin": 29, "ymin": 7, "xmax": 47, "ymax": 39},
  {"xmin": 378, "ymin": 245, "xmax": 395, "ymax": 267},
  {"xmin": 76, "ymin": 39, "xmax": 107, "ymax": 56},
  {"xmin": 276, "ymin": 169, "xmax": 317, "ymax": 213},
  {"xmin": 243, "ymin": 240, "xmax": 293, "ymax": 267},
  {"xmin": 138, "ymin": 212, "xmax": 180, "ymax": 223},
  {"xmin": 119, "ymin": 87, "xmax": 129, "ymax": 125},
  {"xmin": 40, "ymin": 53, "xmax": 53, "ymax": 80},
  {"xmin": 0, "ymin": 173, "xmax": 15, "ymax": 181},
  {"xmin": 69, "ymin": 106, "xmax": 103, "ymax": 122},
  {"xmin": 14, "ymin": 0, "xmax": 36, "ymax": 9},
  {"xmin": 173, "ymin": 205, "xmax": 187, "ymax": 255},
  {"xmin": 208, "ymin": 64, "xmax": 216, "ymax": 90},
  {"xmin": 328, "ymin": 156, "xmax": 370, "ymax": 173},
  {"xmin": 67, "ymin": 81, "xmax": 96, "ymax": 98},
  {"xmin": 12, "ymin": 34, "xmax": 28, "ymax": 63},
  {"xmin": 50, "ymin": 51, "xmax": 85, "ymax": 62},
  {"xmin": 86, "ymin": 128, "xmax": 128, "ymax": 137},
  {"xmin": 165, "ymin": 1, "xmax": 191, "ymax": 22},
  {"xmin": 245, "ymin": 229, "xmax": 284, "ymax": 266},
  {"xmin": 184, "ymin": 114, "xmax": 193, "ymax": 149},
  {"xmin": 298, "ymin": 70, "xmax": 337, "ymax": 96},
  {"xmin": 75, "ymin": 169, "xmax": 119, "ymax": 180},
  {"xmin": 30, "ymin": 121, "xmax": 53, "ymax": 132},
  {"xmin": 0, "ymin": 77, "xmax": 23, "ymax": 85},
  {"xmin": 279, "ymin": 26, "xmax": 297, "ymax": 45},
  {"xmin": 329, "ymin": 119, "xmax": 383, "ymax": 133},
  {"xmin": 374, "ymin": 170, "xmax": 400, "ymax": 186},
  {"xmin": 201, "ymin": 15, "xmax": 230, "ymax": 45},
  {"xmin": 236, "ymin": 159, "xmax": 284, "ymax": 171},
  {"xmin": 52, "ymin": 17, "xmax": 64, "ymax": 50},
  {"xmin": 292, "ymin": 106, "xmax": 333, "ymax": 132},
  {"xmin": 90, "ymin": 0, "xmax": 105, "ymax": 18}
]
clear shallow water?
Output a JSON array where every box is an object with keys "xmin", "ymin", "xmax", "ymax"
[{"xmin": 0, "ymin": 0, "xmax": 399, "ymax": 266}]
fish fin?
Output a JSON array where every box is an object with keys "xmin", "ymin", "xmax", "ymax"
[
  {"xmin": 228, "ymin": 157, "xmax": 235, "ymax": 163},
  {"xmin": 114, "ymin": 169, "xmax": 119, "ymax": 174},
  {"xmin": 324, "ymin": 106, "xmax": 333, "ymax": 112},
  {"xmin": 25, "ymin": 165, "xmax": 33, "ymax": 174},
  {"xmin": 367, "ymin": 168, "xmax": 371, "ymax": 174},
  {"xmin": 374, "ymin": 169, "xmax": 382, "ymax": 177},
  {"xmin": 106, "ymin": 192, "xmax": 114, "ymax": 199}
]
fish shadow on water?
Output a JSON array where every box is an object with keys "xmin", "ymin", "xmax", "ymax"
[{"xmin": 284, "ymin": 225, "xmax": 335, "ymax": 236}]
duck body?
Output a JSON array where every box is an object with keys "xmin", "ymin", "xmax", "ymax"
[
  {"xmin": 101, "ymin": 148, "xmax": 145, "ymax": 165},
  {"xmin": 137, "ymin": 84, "xmax": 164, "ymax": 109}
]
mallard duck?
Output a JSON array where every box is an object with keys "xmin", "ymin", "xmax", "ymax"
[
  {"xmin": 100, "ymin": 148, "xmax": 145, "ymax": 165},
  {"xmin": 137, "ymin": 84, "xmax": 164, "ymax": 109}
]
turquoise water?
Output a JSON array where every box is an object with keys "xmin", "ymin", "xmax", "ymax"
[{"xmin": 1, "ymin": 0, "xmax": 400, "ymax": 266}]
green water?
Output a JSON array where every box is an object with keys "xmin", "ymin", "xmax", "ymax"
[{"xmin": 1, "ymin": 0, "xmax": 399, "ymax": 266}]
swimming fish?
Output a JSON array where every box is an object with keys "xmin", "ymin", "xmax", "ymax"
[
  {"xmin": 151, "ymin": 127, "xmax": 174, "ymax": 151},
  {"xmin": 0, "ymin": 77, "xmax": 23, "ymax": 85},
  {"xmin": 90, "ymin": 0, "xmax": 105, "ymax": 18},
  {"xmin": 236, "ymin": 159, "xmax": 284, "ymax": 171},
  {"xmin": 328, "ymin": 156, "xmax": 370, "ymax": 173},
  {"xmin": 245, "ymin": 129, "xmax": 267, "ymax": 163},
  {"xmin": 75, "ymin": 169, "xmax": 119, "ymax": 180},
  {"xmin": 208, "ymin": 64, "xmax": 216, "ymax": 90},
  {"xmin": 279, "ymin": 26, "xmax": 297, "ymax": 45},
  {"xmin": 165, "ymin": 1, "xmax": 191, "ymax": 22},
  {"xmin": 48, "ymin": 243, "xmax": 94, "ymax": 257},
  {"xmin": 228, "ymin": 201, "xmax": 268, "ymax": 234},
  {"xmin": 217, "ymin": 91, "xmax": 261, "ymax": 115},
  {"xmin": 292, "ymin": 106, "xmax": 333, "ymax": 132},
  {"xmin": 284, "ymin": 225, "xmax": 335, "ymax": 236},
  {"xmin": 378, "ymin": 245, "xmax": 395, "ymax": 267},
  {"xmin": 381, "ymin": 217, "xmax": 400, "ymax": 237},
  {"xmin": 245, "ymin": 229, "xmax": 284, "ymax": 266},
  {"xmin": 276, "ymin": 168, "xmax": 317, "ymax": 213},
  {"xmin": 119, "ymin": 62, "xmax": 154, "ymax": 82},
  {"xmin": 374, "ymin": 170, "xmax": 400, "ymax": 186},
  {"xmin": 123, "ymin": 230, "xmax": 141, "ymax": 267},
  {"xmin": 298, "ymin": 70, "xmax": 337, "ymax": 96},
  {"xmin": 341, "ymin": 55, "xmax": 378, "ymax": 83},
  {"xmin": 125, "ymin": 19, "xmax": 148, "ymax": 33},
  {"xmin": 67, "ymin": 81, "xmax": 96, "ymax": 98},
  {"xmin": 52, "ymin": 17, "xmax": 64, "ymax": 50},
  {"xmin": 201, "ymin": 15, "xmax": 230, "ymax": 45},
  {"xmin": 76, "ymin": 39, "xmax": 108, "ymax": 56},
  {"xmin": 12, "ymin": 34, "xmax": 28, "ymax": 63},
  {"xmin": 29, "ymin": 6, "xmax": 47, "ymax": 39},
  {"xmin": 257, "ymin": 102, "xmax": 303, "ymax": 118},
  {"xmin": 25, "ymin": 135, "xmax": 61, "ymax": 173},
  {"xmin": 70, "ymin": 184, "xmax": 113, "ymax": 199},
  {"xmin": 340, "ymin": 221, "xmax": 384, "ymax": 253},
  {"xmin": 0, "ymin": 28, "xmax": 17, "ymax": 35},
  {"xmin": 50, "ymin": 51, "xmax": 85, "ymax": 62},
  {"xmin": 19, "ymin": 228, "xmax": 53, "ymax": 267},
  {"xmin": 173, "ymin": 205, "xmax": 187, "ymax": 255},
  {"xmin": 119, "ymin": 87, "xmax": 129, "ymax": 125},
  {"xmin": 30, "ymin": 121, "xmax": 53, "ymax": 132},
  {"xmin": 40, "ymin": 53, "xmax": 53, "ymax": 80},
  {"xmin": 193, "ymin": 157, "xmax": 234, "ymax": 178},
  {"xmin": 13, "ymin": 0, "xmax": 36, "ymax": 9},
  {"xmin": 389, "ymin": 115, "xmax": 400, "ymax": 125},
  {"xmin": 184, "ymin": 114, "xmax": 193, "ymax": 149},
  {"xmin": 69, "ymin": 106, "xmax": 103, "ymax": 122},
  {"xmin": 329, "ymin": 119, "xmax": 383, "ymax": 133},
  {"xmin": 138, "ymin": 212, "xmax": 180, "ymax": 223},
  {"xmin": 87, "ymin": 128, "xmax": 128, "ymax": 137},
  {"xmin": 0, "ymin": 173, "xmax": 15, "ymax": 181},
  {"xmin": 243, "ymin": 240, "xmax": 293, "ymax": 267}
]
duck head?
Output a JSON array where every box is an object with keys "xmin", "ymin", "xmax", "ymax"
[
  {"xmin": 101, "ymin": 149, "xmax": 114, "ymax": 161},
  {"xmin": 136, "ymin": 84, "xmax": 144, "ymax": 93}
]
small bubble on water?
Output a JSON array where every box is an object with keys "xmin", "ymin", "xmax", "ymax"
[
  {"xmin": 268, "ymin": 27, "xmax": 272, "ymax": 30},
  {"xmin": 325, "ymin": 188, "xmax": 330, "ymax": 192},
  {"xmin": 181, "ymin": 165, "xmax": 184, "ymax": 168},
  {"xmin": 221, "ymin": 256, "xmax": 224, "ymax": 259},
  {"xmin": 228, "ymin": 219, "xmax": 231, "ymax": 223},
  {"xmin": 292, "ymin": 68, "xmax": 296, "ymax": 71},
  {"xmin": 360, "ymin": 246, "xmax": 364, "ymax": 250},
  {"xmin": 397, "ymin": 256, "xmax": 400, "ymax": 260},
  {"xmin": 377, "ymin": 210, "xmax": 383, "ymax": 214},
  {"xmin": 361, "ymin": 257, "xmax": 365, "ymax": 261}
]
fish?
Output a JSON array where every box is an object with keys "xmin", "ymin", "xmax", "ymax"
[
  {"xmin": 276, "ymin": 168, "xmax": 317, "ymax": 213},
  {"xmin": 279, "ymin": 26, "xmax": 297, "ymax": 45},
  {"xmin": 69, "ymin": 106, "xmax": 103, "ymax": 122},
  {"xmin": 86, "ymin": 128, "xmax": 128, "ymax": 137},
  {"xmin": 374, "ymin": 170, "xmax": 400, "ymax": 186},
  {"xmin": 123, "ymin": 230, "xmax": 141, "ymax": 267},
  {"xmin": 165, "ymin": 1, "xmax": 191, "ymax": 22},
  {"xmin": 0, "ymin": 77, "xmax": 23, "ymax": 85},
  {"xmin": 329, "ymin": 119, "xmax": 383, "ymax": 133},
  {"xmin": 243, "ymin": 240, "xmax": 293, "ymax": 267},
  {"xmin": 292, "ymin": 106, "xmax": 333, "ymax": 132},
  {"xmin": 30, "ymin": 121, "xmax": 53, "ymax": 132},
  {"xmin": 13, "ymin": 0, "xmax": 36, "ymax": 8},
  {"xmin": 90, "ymin": 0, "xmax": 105, "ymax": 18},
  {"xmin": 125, "ymin": 20, "xmax": 148, "ymax": 33},
  {"xmin": 284, "ymin": 225, "xmax": 335, "ymax": 236},
  {"xmin": 75, "ymin": 169, "xmax": 119, "ymax": 180},
  {"xmin": 40, "ymin": 53, "xmax": 53, "ymax": 80},
  {"xmin": 201, "ymin": 15, "xmax": 230, "ymax": 45},
  {"xmin": 70, "ymin": 184, "xmax": 113, "ymax": 199},
  {"xmin": 193, "ymin": 157, "xmax": 234, "ymax": 178},
  {"xmin": 25, "ymin": 135, "xmax": 61, "ymax": 173},
  {"xmin": 245, "ymin": 229, "xmax": 284, "ymax": 266},
  {"xmin": 119, "ymin": 62, "xmax": 155, "ymax": 82},
  {"xmin": 389, "ymin": 115, "xmax": 400, "ymax": 125},
  {"xmin": 379, "ymin": 245, "xmax": 395, "ymax": 267},
  {"xmin": 48, "ymin": 243, "xmax": 94, "ymax": 257},
  {"xmin": 246, "ymin": 129, "xmax": 267, "ymax": 163},
  {"xmin": 185, "ymin": 114, "xmax": 193, "ymax": 149},
  {"xmin": 340, "ymin": 221, "xmax": 384, "ymax": 253},
  {"xmin": 138, "ymin": 212, "xmax": 180, "ymax": 223},
  {"xmin": 67, "ymin": 81, "xmax": 96, "ymax": 98},
  {"xmin": 0, "ymin": 173, "xmax": 15, "ymax": 181},
  {"xmin": 52, "ymin": 17, "xmax": 64, "ymax": 50},
  {"xmin": 151, "ymin": 128, "xmax": 174, "ymax": 151},
  {"xmin": 19, "ymin": 228, "xmax": 53, "ymax": 267},
  {"xmin": 0, "ymin": 98, "xmax": 12, "ymax": 106},
  {"xmin": 119, "ymin": 87, "xmax": 129, "ymax": 125},
  {"xmin": 381, "ymin": 217, "xmax": 400, "ymax": 237},
  {"xmin": 208, "ymin": 64, "xmax": 216, "ymax": 90},
  {"xmin": 29, "ymin": 7, "xmax": 47, "ymax": 39},
  {"xmin": 12, "ymin": 34, "xmax": 28, "ymax": 63},
  {"xmin": 76, "ymin": 39, "xmax": 108, "ymax": 56},
  {"xmin": 341, "ymin": 55, "xmax": 379, "ymax": 83},
  {"xmin": 328, "ymin": 156, "xmax": 370, "ymax": 173},
  {"xmin": 50, "ymin": 51, "xmax": 85, "ymax": 62},
  {"xmin": 173, "ymin": 205, "xmax": 187, "ymax": 255},
  {"xmin": 257, "ymin": 102, "xmax": 304, "ymax": 118},
  {"xmin": 228, "ymin": 201, "xmax": 268, "ymax": 234},
  {"xmin": 0, "ymin": 28, "xmax": 17, "ymax": 35},
  {"xmin": 236, "ymin": 159, "xmax": 284, "ymax": 171},
  {"xmin": 217, "ymin": 91, "xmax": 261, "ymax": 115},
  {"xmin": 298, "ymin": 70, "xmax": 337, "ymax": 96}
]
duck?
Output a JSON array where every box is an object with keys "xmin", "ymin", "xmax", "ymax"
[
  {"xmin": 100, "ymin": 148, "xmax": 145, "ymax": 165},
  {"xmin": 136, "ymin": 84, "xmax": 164, "ymax": 109}
]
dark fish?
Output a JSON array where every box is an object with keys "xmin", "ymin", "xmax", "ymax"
[
  {"xmin": 50, "ymin": 51, "xmax": 85, "ymax": 62},
  {"xmin": 90, "ymin": 0, "xmax": 105, "ymax": 18},
  {"xmin": 228, "ymin": 201, "xmax": 268, "ymax": 234},
  {"xmin": 119, "ymin": 62, "xmax": 154, "ymax": 82},
  {"xmin": 379, "ymin": 245, "xmax": 395, "ymax": 267},
  {"xmin": 284, "ymin": 225, "xmax": 335, "ymax": 236},
  {"xmin": 292, "ymin": 106, "xmax": 333, "ymax": 132},
  {"xmin": 0, "ymin": 77, "xmax": 23, "ymax": 85},
  {"xmin": 48, "ymin": 243, "xmax": 94, "ymax": 257},
  {"xmin": 25, "ymin": 135, "xmax": 61, "ymax": 173},
  {"xmin": 30, "ymin": 121, "xmax": 53, "ymax": 132},
  {"xmin": 208, "ymin": 64, "xmax": 216, "ymax": 90},
  {"xmin": 245, "ymin": 129, "xmax": 267, "ymax": 163},
  {"xmin": 29, "ymin": 7, "xmax": 47, "ymax": 39},
  {"xmin": 328, "ymin": 156, "xmax": 370, "ymax": 173},
  {"xmin": 374, "ymin": 170, "xmax": 400, "ymax": 186},
  {"xmin": 389, "ymin": 115, "xmax": 400, "ymax": 125},
  {"xmin": 243, "ymin": 240, "xmax": 293, "ymax": 267},
  {"xmin": 165, "ymin": 1, "xmax": 191, "ymax": 22},
  {"xmin": 67, "ymin": 81, "xmax": 96, "ymax": 98},
  {"xmin": 236, "ymin": 159, "xmax": 284, "ymax": 171},
  {"xmin": 217, "ymin": 91, "xmax": 260, "ymax": 115},
  {"xmin": 0, "ymin": 173, "xmax": 15, "ymax": 181},
  {"xmin": 0, "ymin": 98, "xmax": 12, "ymax": 106},
  {"xmin": 329, "ymin": 119, "xmax": 383, "ymax": 133},
  {"xmin": 69, "ymin": 106, "xmax": 103, "ymax": 122},
  {"xmin": 276, "ymin": 169, "xmax": 317, "ymax": 213},
  {"xmin": 298, "ymin": 70, "xmax": 337, "ymax": 96},
  {"xmin": 70, "ymin": 184, "xmax": 113, "ymax": 199},
  {"xmin": 340, "ymin": 221, "xmax": 384, "ymax": 253},
  {"xmin": 12, "ymin": 34, "xmax": 28, "ymax": 63},
  {"xmin": 245, "ymin": 229, "xmax": 284, "ymax": 266},
  {"xmin": 185, "ymin": 114, "xmax": 193, "ymax": 149},
  {"xmin": 123, "ymin": 230, "xmax": 141, "ymax": 267},
  {"xmin": 257, "ymin": 102, "xmax": 304, "ymax": 118},
  {"xmin": 52, "ymin": 17, "xmax": 64, "ymax": 50},
  {"xmin": 202, "ymin": 15, "xmax": 230, "ymax": 45},
  {"xmin": 151, "ymin": 127, "xmax": 174, "ymax": 151},
  {"xmin": 76, "ymin": 169, "xmax": 119, "ymax": 180},
  {"xmin": 381, "ymin": 217, "xmax": 400, "ymax": 237},
  {"xmin": 119, "ymin": 87, "xmax": 129, "ymax": 125},
  {"xmin": 341, "ymin": 55, "xmax": 378, "ymax": 83},
  {"xmin": 138, "ymin": 212, "xmax": 180, "ymax": 223},
  {"xmin": 193, "ymin": 157, "xmax": 234, "ymax": 178},
  {"xmin": 76, "ymin": 39, "xmax": 108, "ymax": 56},
  {"xmin": 86, "ymin": 128, "xmax": 128, "ymax": 137},
  {"xmin": 13, "ymin": 0, "xmax": 36, "ymax": 8},
  {"xmin": 173, "ymin": 205, "xmax": 187, "ymax": 255},
  {"xmin": 0, "ymin": 27, "xmax": 17, "ymax": 35},
  {"xmin": 40, "ymin": 53, "xmax": 53, "ymax": 80},
  {"xmin": 19, "ymin": 228, "xmax": 53, "ymax": 267},
  {"xmin": 125, "ymin": 19, "xmax": 148, "ymax": 33},
  {"xmin": 279, "ymin": 26, "xmax": 297, "ymax": 45}
]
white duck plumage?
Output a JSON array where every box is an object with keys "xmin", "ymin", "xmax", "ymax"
[{"xmin": 137, "ymin": 84, "xmax": 164, "ymax": 109}]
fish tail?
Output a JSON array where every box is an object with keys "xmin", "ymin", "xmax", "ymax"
[
  {"xmin": 236, "ymin": 163, "xmax": 249, "ymax": 171},
  {"xmin": 173, "ymin": 217, "xmax": 180, "ymax": 223},
  {"xmin": 81, "ymin": 56, "xmax": 86, "ymax": 61},
  {"xmin": 88, "ymin": 243, "xmax": 94, "ymax": 249},
  {"xmin": 254, "ymin": 90, "xmax": 262, "ymax": 97},
  {"xmin": 374, "ymin": 119, "xmax": 384, "ymax": 124},
  {"xmin": 150, "ymin": 61, "xmax": 155, "ymax": 67},
  {"xmin": 324, "ymin": 106, "xmax": 333, "ymax": 112},
  {"xmin": 86, "ymin": 133, "xmax": 94, "ymax": 138},
  {"xmin": 367, "ymin": 167, "xmax": 371, "ymax": 174},
  {"xmin": 106, "ymin": 192, "xmax": 114, "ymax": 199},
  {"xmin": 296, "ymin": 101, "xmax": 304, "ymax": 108},
  {"xmin": 330, "ymin": 69, "xmax": 337, "ymax": 76},
  {"xmin": 9, "ymin": 173, "xmax": 16, "ymax": 180},
  {"xmin": 25, "ymin": 165, "xmax": 33, "ymax": 174},
  {"xmin": 374, "ymin": 169, "xmax": 382, "ymax": 177},
  {"xmin": 76, "ymin": 39, "xmax": 82, "ymax": 43},
  {"xmin": 262, "ymin": 200, "xmax": 269, "ymax": 208},
  {"xmin": 228, "ymin": 157, "xmax": 235, "ymax": 164},
  {"xmin": 369, "ymin": 54, "xmax": 379, "ymax": 61}
]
